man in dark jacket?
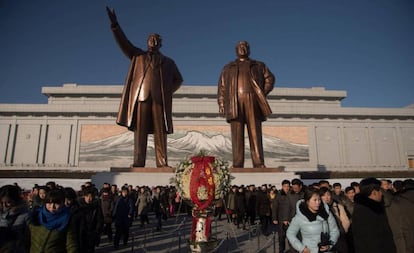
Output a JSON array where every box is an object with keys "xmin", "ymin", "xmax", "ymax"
[
  {"xmin": 100, "ymin": 188, "xmax": 114, "ymax": 242},
  {"xmin": 152, "ymin": 186, "xmax": 166, "ymax": 232},
  {"xmin": 273, "ymin": 179, "xmax": 291, "ymax": 253},
  {"xmin": 245, "ymin": 185, "xmax": 257, "ymax": 227},
  {"xmin": 386, "ymin": 179, "xmax": 414, "ymax": 253},
  {"xmin": 256, "ymin": 184, "xmax": 271, "ymax": 235},
  {"xmin": 112, "ymin": 186, "xmax": 134, "ymax": 248},
  {"xmin": 78, "ymin": 186, "xmax": 104, "ymax": 253},
  {"xmin": 284, "ymin": 179, "xmax": 305, "ymax": 253},
  {"xmin": 352, "ymin": 177, "xmax": 396, "ymax": 253},
  {"xmin": 235, "ymin": 186, "xmax": 247, "ymax": 229},
  {"xmin": 287, "ymin": 179, "xmax": 305, "ymax": 219}
]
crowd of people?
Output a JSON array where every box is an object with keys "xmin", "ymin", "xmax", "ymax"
[
  {"xmin": 220, "ymin": 178, "xmax": 414, "ymax": 253},
  {"xmin": 0, "ymin": 181, "xmax": 184, "ymax": 253},
  {"xmin": 0, "ymin": 177, "xmax": 413, "ymax": 253}
]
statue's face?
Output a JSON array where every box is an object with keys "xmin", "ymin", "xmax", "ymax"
[
  {"xmin": 147, "ymin": 34, "xmax": 162, "ymax": 52},
  {"xmin": 236, "ymin": 41, "xmax": 250, "ymax": 59}
]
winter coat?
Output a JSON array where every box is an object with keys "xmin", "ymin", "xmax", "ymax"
[
  {"xmin": 152, "ymin": 192, "xmax": 163, "ymax": 214},
  {"xmin": 101, "ymin": 195, "xmax": 114, "ymax": 224},
  {"xmin": 386, "ymin": 188, "xmax": 414, "ymax": 253},
  {"xmin": 286, "ymin": 200, "xmax": 340, "ymax": 253},
  {"xmin": 245, "ymin": 190, "xmax": 257, "ymax": 213},
  {"xmin": 342, "ymin": 198, "xmax": 354, "ymax": 218},
  {"xmin": 287, "ymin": 191, "xmax": 304, "ymax": 220},
  {"xmin": 160, "ymin": 190, "xmax": 170, "ymax": 212},
  {"xmin": 352, "ymin": 194, "xmax": 396, "ymax": 253},
  {"xmin": 269, "ymin": 192, "xmax": 278, "ymax": 221},
  {"xmin": 0, "ymin": 202, "xmax": 31, "ymax": 252},
  {"xmin": 256, "ymin": 190, "xmax": 271, "ymax": 217},
  {"xmin": 28, "ymin": 207, "xmax": 78, "ymax": 253},
  {"xmin": 136, "ymin": 191, "xmax": 152, "ymax": 215},
  {"xmin": 77, "ymin": 198, "xmax": 104, "ymax": 252},
  {"xmin": 113, "ymin": 196, "xmax": 134, "ymax": 228},
  {"xmin": 274, "ymin": 190, "xmax": 290, "ymax": 222},
  {"xmin": 332, "ymin": 192, "xmax": 346, "ymax": 206},
  {"xmin": 168, "ymin": 188, "xmax": 176, "ymax": 206},
  {"xmin": 235, "ymin": 191, "xmax": 247, "ymax": 214},
  {"xmin": 226, "ymin": 191, "xmax": 237, "ymax": 211}
]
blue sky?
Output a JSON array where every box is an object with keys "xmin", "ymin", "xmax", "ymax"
[{"xmin": 1, "ymin": 0, "xmax": 413, "ymax": 108}]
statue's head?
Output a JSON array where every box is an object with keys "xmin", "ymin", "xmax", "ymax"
[
  {"xmin": 236, "ymin": 41, "xmax": 250, "ymax": 60},
  {"xmin": 147, "ymin": 33, "xmax": 162, "ymax": 52}
]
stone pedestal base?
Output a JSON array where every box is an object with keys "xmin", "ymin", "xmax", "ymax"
[
  {"xmin": 111, "ymin": 166, "xmax": 174, "ymax": 173},
  {"xmin": 91, "ymin": 167, "xmax": 296, "ymax": 188}
]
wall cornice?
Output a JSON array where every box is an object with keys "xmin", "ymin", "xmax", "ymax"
[{"xmin": 1, "ymin": 84, "xmax": 413, "ymax": 120}]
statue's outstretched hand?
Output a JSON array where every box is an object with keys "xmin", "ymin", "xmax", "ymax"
[{"xmin": 106, "ymin": 6, "xmax": 118, "ymax": 25}]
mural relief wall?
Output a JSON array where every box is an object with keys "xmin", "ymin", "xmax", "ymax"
[{"xmin": 79, "ymin": 125, "xmax": 309, "ymax": 168}]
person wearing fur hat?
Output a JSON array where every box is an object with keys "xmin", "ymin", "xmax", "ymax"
[
  {"xmin": 352, "ymin": 177, "xmax": 396, "ymax": 253},
  {"xmin": 286, "ymin": 188, "xmax": 339, "ymax": 253}
]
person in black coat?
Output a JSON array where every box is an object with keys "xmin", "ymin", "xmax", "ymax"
[
  {"xmin": 112, "ymin": 186, "xmax": 134, "ymax": 248},
  {"xmin": 352, "ymin": 177, "xmax": 396, "ymax": 253},
  {"xmin": 78, "ymin": 186, "xmax": 104, "ymax": 253},
  {"xmin": 245, "ymin": 185, "xmax": 257, "ymax": 227},
  {"xmin": 274, "ymin": 180, "xmax": 291, "ymax": 253},
  {"xmin": 100, "ymin": 188, "xmax": 114, "ymax": 242},
  {"xmin": 256, "ymin": 184, "xmax": 271, "ymax": 235},
  {"xmin": 152, "ymin": 186, "xmax": 165, "ymax": 232},
  {"xmin": 385, "ymin": 179, "xmax": 414, "ymax": 253},
  {"xmin": 235, "ymin": 186, "xmax": 247, "ymax": 229}
]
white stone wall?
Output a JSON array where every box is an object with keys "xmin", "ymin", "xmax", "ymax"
[{"xmin": 1, "ymin": 84, "xmax": 413, "ymax": 171}]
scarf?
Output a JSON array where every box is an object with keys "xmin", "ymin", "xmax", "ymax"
[
  {"xmin": 299, "ymin": 201, "xmax": 329, "ymax": 221},
  {"xmin": 38, "ymin": 205, "xmax": 71, "ymax": 232}
]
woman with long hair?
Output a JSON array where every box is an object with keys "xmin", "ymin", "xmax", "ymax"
[{"xmin": 320, "ymin": 187, "xmax": 351, "ymax": 253}]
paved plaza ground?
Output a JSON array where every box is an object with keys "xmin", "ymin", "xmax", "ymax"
[{"xmin": 95, "ymin": 211, "xmax": 282, "ymax": 253}]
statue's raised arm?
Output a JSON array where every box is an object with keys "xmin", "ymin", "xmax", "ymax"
[
  {"xmin": 106, "ymin": 6, "xmax": 144, "ymax": 59},
  {"xmin": 106, "ymin": 6, "xmax": 118, "ymax": 26}
]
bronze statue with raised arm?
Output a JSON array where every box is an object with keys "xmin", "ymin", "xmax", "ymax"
[
  {"xmin": 106, "ymin": 7, "xmax": 183, "ymax": 168},
  {"xmin": 218, "ymin": 41, "xmax": 275, "ymax": 168}
]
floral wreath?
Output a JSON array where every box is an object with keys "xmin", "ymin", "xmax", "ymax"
[{"xmin": 171, "ymin": 152, "xmax": 232, "ymax": 209}]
